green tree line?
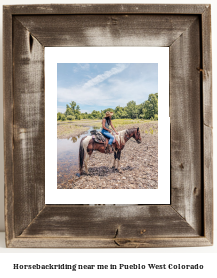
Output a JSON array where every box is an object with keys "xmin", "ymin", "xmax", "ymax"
[{"xmin": 57, "ymin": 93, "xmax": 158, "ymax": 121}]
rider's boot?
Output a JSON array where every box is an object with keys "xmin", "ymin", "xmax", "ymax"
[{"xmin": 105, "ymin": 144, "xmax": 113, "ymax": 154}]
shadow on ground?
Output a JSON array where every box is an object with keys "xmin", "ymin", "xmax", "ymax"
[{"xmin": 82, "ymin": 165, "xmax": 135, "ymax": 176}]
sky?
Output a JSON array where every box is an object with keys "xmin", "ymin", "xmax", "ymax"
[{"xmin": 57, "ymin": 63, "xmax": 158, "ymax": 113}]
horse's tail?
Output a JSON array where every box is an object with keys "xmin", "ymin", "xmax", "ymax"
[{"xmin": 79, "ymin": 137, "xmax": 85, "ymax": 174}]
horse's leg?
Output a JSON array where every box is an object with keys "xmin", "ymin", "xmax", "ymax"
[
  {"xmin": 82, "ymin": 147, "xmax": 88, "ymax": 174},
  {"xmin": 112, "ymin": 151, "xmax": 117, "ymax": 168},
  {"xmin": 117, "ymin": 150, "xmax": 121, "ymax": 171},
  {"xmin": 85, "ymin": 147, "xmax": 94, "ymax": 174},
  {"xmin": 82, "ymin": 137, "xmax": 93, "ymax": 175},
  {"xmin": 83, "ymin": 146, "xmax": 89, "ymax": 174},
  {"xmin": 84, "ymin": 158, "xmax": 89, "ymax": 174}
]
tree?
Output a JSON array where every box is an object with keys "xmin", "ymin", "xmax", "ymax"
[
  {"xmin": 65, "ymin": 107, "xmax": 74, "ymax": 116},
  {"xmin": 58, "ymin": 95, "xmax": 158, "ymax": 122},
  {"xmin": 57, "ymin": 112, "xmax": 62, "ymax": 120},
  {"xmin": 115, "ymin": 106, "xmax": 126, "ymax": 119},
  {"xmin": 61, "ymin": 115, "xmax": 66, "ymax": 121},
  {"xmin": 154, "ymin": 114, "xmax": 158, "ymax": 120},
  {"xmin": 75, "ymin": 105, "xmax": 81, "ymax": 119},
  {"xmin": 136, "ymin": 103, "xmax": 144, "ymax": 118},
  {"xmin": 125, "ymin": 101, "xmax": 138, "ymax": 119},
  {"xmin": 121, "ymin": 110, "xmax": 128, "ymax": 119},
  {"xmin": 81, "ymin": 112, "xmax": 88, "ymax": 119},
  {"xmin": 69, "ymin": 101, "xmax": 77, "ymax": 112},
  {"xmin": 91, "ymin": 110, "xmax": 101, "ymax": 119},
  {"xmin": 75, "ymin": 105, "xmax": 80, "ymax": 113},
  {"xmin": 67, "ymin": 115, "xmax": 75, "ymax": 121},
  {"xmin": 142, "ymin": 93, "xmax": 158, "ymax": 119}
]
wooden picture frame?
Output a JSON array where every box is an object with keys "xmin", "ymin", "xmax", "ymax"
[{"xmin": 3, "ymin": 4, "xmax": 213, "ymax": 248}]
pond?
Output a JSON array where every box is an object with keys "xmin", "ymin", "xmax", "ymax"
[{"xmin": 57, "ymin": 127, "xmax": 101, "ymax": 185}]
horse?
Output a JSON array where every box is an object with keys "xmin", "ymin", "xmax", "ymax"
[{"xmin": 79, "ymin": 127, "xmax": 141, "ymax": 174}]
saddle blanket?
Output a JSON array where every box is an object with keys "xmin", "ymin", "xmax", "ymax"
[{"xmin": 90, "ymin": 130, "xmax": 106, "ymax": 144}]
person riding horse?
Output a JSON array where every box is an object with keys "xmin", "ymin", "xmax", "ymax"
[
  {"xmin": 79, "ymin": 124, "xmax": 141, "ymax": 174},
  {"xmin": 101, "ymin": 111, "xmax": 119, "ymax": 153}
]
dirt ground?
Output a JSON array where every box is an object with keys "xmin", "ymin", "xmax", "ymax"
[
  {"xmin": 57, "ymin": 119, "xmax": 101, "ymax": 139},
  {"xmin": 57, "ymin": 122, "xmax": 158, "ymax": 189}
]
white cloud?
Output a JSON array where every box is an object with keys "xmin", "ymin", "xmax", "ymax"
[
  {"xmin": 57, "ymin": 76, "xmax": 156, "ymax": 108},
  {"xmin": 73, "ymin": 63, "xmax": 90, "ymax": 73},
  {"xmin": 82, "ymin": 64, "xmax": 128, "ymax": 89},
  {"xmin": 79, "ymin": 63, "xmax": 90, "ymax": 70}
]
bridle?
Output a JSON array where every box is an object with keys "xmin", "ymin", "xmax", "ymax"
[{"xmin": 126, "ymin": 129, "xmax": 141, "ymax": 143}]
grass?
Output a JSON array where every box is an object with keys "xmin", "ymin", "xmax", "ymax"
[
  {"xmin": 112, "ymin": 119, "xmax": 158, "ymax": 135},
  {"xmin": 112, "ymin": 119, "xmax": 150, "ymax": 128},
  {"xmin": 57, "ymin": 118, "xmax": 157, "ymax": 138},
  {"xmin": 57, "ymin": 124, "xmax": 89, "ymax": 139},
  {"xmin": 58, "ymin": 119, "xmax": 102, "ymax": 128},
  {"xmin": 57, "ymin": 119, "xmax": 102, "ymax": 138}
]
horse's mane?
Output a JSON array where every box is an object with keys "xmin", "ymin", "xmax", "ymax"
[
  {"xmin": 116, "ymin": 129, "xmax": 126, "ymax": 145},
  {"xmin": 126, "ymin": 128, "xmax": 138, "ymax": 134},
  {"xmin": 114, "ymin": 128, "xmax": 137, "ymax": 145}
]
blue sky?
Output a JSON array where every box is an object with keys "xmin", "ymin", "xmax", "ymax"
[{"xmin": 57, "ymin": 63, "xmax": 158, "ymax": 113}]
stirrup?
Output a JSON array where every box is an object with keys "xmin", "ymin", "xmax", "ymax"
[
  {"xmin": 105, "ymin": 145, "xmax": 113, "ymax": 154},
  {"xmin": 109, "ymin": 145, "xmax": 114, "ymax": 153}
]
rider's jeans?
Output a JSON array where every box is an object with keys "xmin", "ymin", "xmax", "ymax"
[{"xmin": 101, "ymin": 129, "xmax": 114, "ymax": 145}]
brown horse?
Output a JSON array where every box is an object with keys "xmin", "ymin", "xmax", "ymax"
[{"xmin": 79, "ymin": 127, "xmax": 141, "ymax": 174}]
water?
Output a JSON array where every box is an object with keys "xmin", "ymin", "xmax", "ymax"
[{"xmin": 57, "ymin": 127, "xmax": 101, "ymax": 185}]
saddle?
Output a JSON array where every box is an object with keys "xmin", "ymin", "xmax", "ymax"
[
  {"xmin": 90, "ymin": 130, "xmax": 109, "ymax": 148},
  {"xmin": 90, "ymin": 130, "xmax": 121, "ymax": 152}
]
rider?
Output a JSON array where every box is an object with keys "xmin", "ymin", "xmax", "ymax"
[{"xmin": 101, "ymin": 111, "xmax": 119, "ymax": 153}]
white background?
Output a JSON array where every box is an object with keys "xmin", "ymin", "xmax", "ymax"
[
  {"xmin": 0, "ymin": 0, "xmax": 216, "ymax": 276},
  {"xmin": 45, "ymin": 47, "xmax": 170, "ymax": 204}
]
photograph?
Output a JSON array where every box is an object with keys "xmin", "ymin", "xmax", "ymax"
[
  {"xmin": 45, "ymin": 47, "xmax": 169, "ymax": 204},
  {"xmin": 1, "ymin": 0, "xmax": 214, "ymax": 257},
  {"xmin": 57, "ymin": 63, "xmax": 158, "ymax": 190}
]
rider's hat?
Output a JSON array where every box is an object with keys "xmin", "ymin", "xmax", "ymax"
[{"xmin": 105, "ymin": 111, "xmax": 114, "ymax": 117}]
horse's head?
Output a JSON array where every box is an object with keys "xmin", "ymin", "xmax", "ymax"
[
  {"xmin": 125, "ymin": 128, "xmax": 141, "ymax": 144},
  {"xmin": 133, "ymin": 127, "xmax": 142, "ymax": 144}
]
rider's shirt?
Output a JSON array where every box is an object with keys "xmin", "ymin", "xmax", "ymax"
[{"xmin": 103, "ymin": 117, "xmax": 110, "ymax": 130}]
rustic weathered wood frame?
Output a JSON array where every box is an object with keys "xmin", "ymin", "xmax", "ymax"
[{"xmin": 3, "ymin": 4, "xmax": 212, "ymax": 248}]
